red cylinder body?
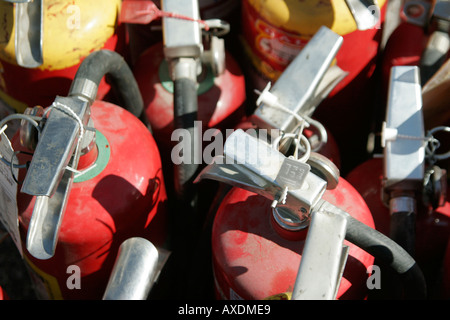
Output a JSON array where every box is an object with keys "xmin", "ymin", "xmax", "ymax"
[
  {"xmin": 212, "ymin": 178, "xmax": 375, "ymax": 300},
  {"xmin": 14, "ymin": 101, "xmax": 168, "ymax": 300},
  {"xmin": 345, "ymin": 157, "xmax": 450, "ymax": 297},
  {"xmin": 133, "ymin": 42, "xmax": 247, "ymax": 160}
]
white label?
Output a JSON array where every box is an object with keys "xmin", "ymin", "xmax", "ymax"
[{"xmin": 0, "ymin": 130, "xmax": 22, "ymax": 257}]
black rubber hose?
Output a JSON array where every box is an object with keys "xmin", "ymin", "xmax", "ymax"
[
  {"xmin": 390, "ymin": 210, "xmax": 416, "ymax": 256},
  {"xmin": 68, "ymin": 49, "xmax": 147, "ymax": 124},
  {"xmin": 173, "ymin": 77, "xmax": 200, "ymax": 202},
  {"xmin": 345, "ymin": 215, "xmax": 427, "ymax": 299}
]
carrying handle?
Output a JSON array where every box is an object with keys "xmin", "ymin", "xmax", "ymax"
[
  {"xmin": 6, "ymin": 0, "xmax": 44, "ymax": 68},
  {"xmin": 252, "ymin": 26, "xmax": 344, "ymax": 135},
  {"xmin": 345, "ymin": 0, "xmax": 381, "ymax": 30},
  {"xmin": 195, "ymin": 130, "xmax": 328, "ymax": 228},
  {"xmin": 382, "ymin": 66, "xmax": 425, "ymax": 194},
  {"xmin": 103, "ymin": 238, "xmax": 171, "ymax": 300},
  {"xmin": 251, "ymin": 26, "xmax": 346, "ymax": 154}
]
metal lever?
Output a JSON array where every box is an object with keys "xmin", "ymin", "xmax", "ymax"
[
  {"xmin": 21, "ymin": 96, "xmax": 90, "ymax": 260},
  {"xmin": 382, "ymin": 66, "xmax": 425, "ymax": 255},
  {"xmin": 103, "ymin": 238, "xmax": 170, "ymax": 300},
  {"xmin": 291, "ymin": 200, "xmax": 349, "ymax": 300},
  {"xmin": 252, "ymin": 26, "xmax": 345, "ymax": 134},
  {"xmin": 162, "ymin": 0, "xmax": 203, "ymax": 63},
  {"xmin": 382, "ymin": 66, "xmax": 425, "ymax": 194},
  {"xmin": 345, "ymin": 0, "xmax": 381, "ymax": 30},
  {"xmin": 195, "ymin": 129, "xmax": 327, "ymax": 229},
  {"xmin": 10, "ymin": 0, "xmax": 43, "ymax": 68}
]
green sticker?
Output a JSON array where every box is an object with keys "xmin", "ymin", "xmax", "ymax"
[
  {"xmin": 158, "ymin": 60, "xmax": 215, "ymax": 95},
  {"xmin": 74, "ymin": 130, "xmax": 110, "ymax": 183}
]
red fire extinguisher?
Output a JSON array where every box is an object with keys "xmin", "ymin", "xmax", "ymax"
[
  {"xmin": 195, "ymin": 129, "xmax": 426, "ymax": 300},
  {"xmin": 0, "ymin": 50, "xmax": 168, "ymax": 300},
  {"xmin": 184, "ymin": 26, "xmax": 345, "ymax": 299},
  {"xmin": 345, "ymin": 66, "xmax": 450, "ymax": 298},
  {"xmin": 0, "ymin": 0, "xmax": 126, "ymax": 114},
  {"xmin": 127, "ymin": 0, "xmax": 247, "ymax": 149},
  {"xmin": 123, "ymin": 1, "xmax": 246, "ymax": 205}
]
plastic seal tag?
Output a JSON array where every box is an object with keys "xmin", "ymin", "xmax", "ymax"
[
  {"xmin": 275, "ymin": 157, "xmax": 311, "ymax": 190},
  {"xmin": 119, "ymin": 0, "xmax": 210, "ymax": 30},
  {"xmin": 0, "ymin": 129, "xmax": 22, "ymax": 257}
]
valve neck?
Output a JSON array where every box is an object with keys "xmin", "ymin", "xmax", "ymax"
[{"xmin": 271, "ymin": 207, "xmax": 309, "ymax": 241}]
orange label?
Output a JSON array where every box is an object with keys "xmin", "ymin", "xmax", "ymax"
[{"xmin": 241, "ymin": 0, "xmax": 309, "ymax": 80}]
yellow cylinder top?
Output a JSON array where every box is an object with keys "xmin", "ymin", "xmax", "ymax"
[
  {"xmin": 247, "ymin": 0, "xmax": 386, "ymax": 37},
  {"xmin": 0, "ymin": 0, "xmax": 122, "ymax": 71}
]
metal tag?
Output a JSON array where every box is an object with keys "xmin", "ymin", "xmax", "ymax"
[{"xmin": 275, "ymin": 157, "xmax": 311, "ymax": 190}]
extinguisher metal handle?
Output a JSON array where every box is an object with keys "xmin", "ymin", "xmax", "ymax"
[
  {"xmin": 21, "ymin": 96, "xmax": 89, "ymax": 197},
  {"xmin": 345, "ymin": 0, "xmax": 380, "ymax": 30},
  {"xmin": 291, "ymin": 199, "xmax": 349, "ymax": 300},
  {"xmin": 103, "ymin": 238, "xmax": 167, "ymax": 300},
  {"xmin": 26, "ymin": 170, "xmax": 73, "ymax": 260},
  {"xmin": 21, "ymin": 95, "xmax": 90, "ymax": 260},
  {"xmin": 382, "ymin": 66, "xmax": 425, "ymax": 195},
  {"xmin": 194, "ymin": 129, "xmax": 328, "ymax": 226},
  {"xmin": 252, "ymin": 26, "xmax": 344, "ymax": 134},
  {"xmin": 162, "ymin": 0, "xmax": 203, "ymax": 60},
  {"xmin": 13, "ymin": 0, "xmax": 43, "ymax": 68}
]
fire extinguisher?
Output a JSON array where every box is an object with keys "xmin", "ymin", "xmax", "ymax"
[
  {"xmin": 0, "ymin": 0, "xmax": 126, "ymax": 114},
  {"xmin": 127, "ymin": 0, "xmax": 246, "ymax": 203},
  {"xmin": 0, "ymin": 49, "xmax": 168, "ymax": 300},
  {"xmin": 239, "ymin": 0, "xmax": 387, "ymax": 173},
  {"xmin": 195, "ymin": 129, "xmax": 426, "ymax": 300},
  {"xmin": 185, "ymin": 26, "xmax": 344, "ymax": 299},
  {"xmin": 345, "ymin": 66, "xmax": 450, "ymax": 298}
]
